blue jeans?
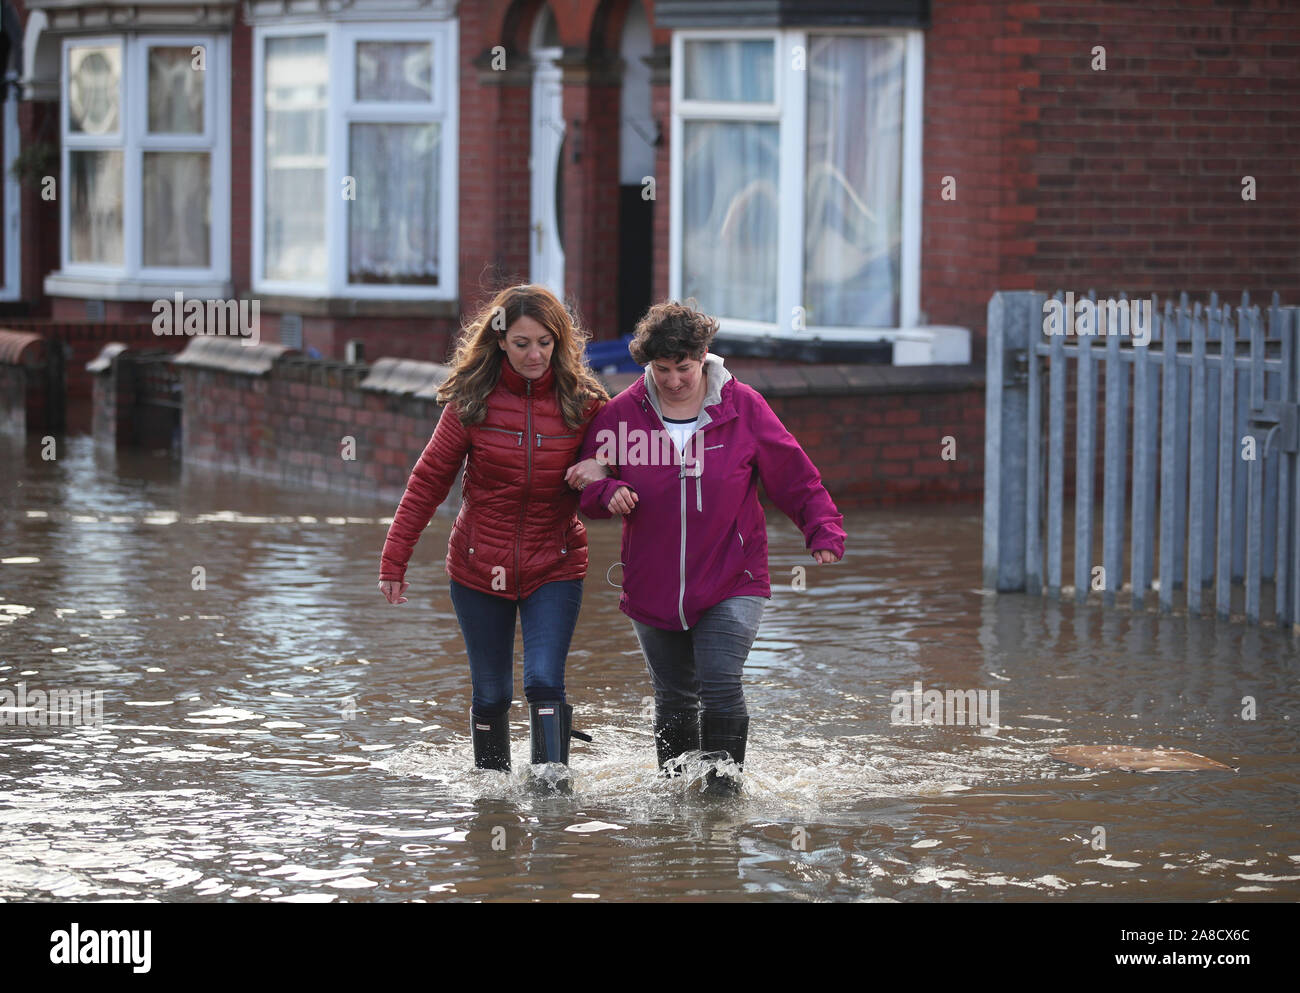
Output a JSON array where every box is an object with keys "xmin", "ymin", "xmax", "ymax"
[
  {"xmin": 631, "ymin": 596, "xmax": 766, "ymax": 717},
  {"xmin": 448, "ymin": 578, "xmax": 583, "ymax": 715}
]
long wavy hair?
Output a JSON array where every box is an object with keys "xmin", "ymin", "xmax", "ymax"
[{"xmin": 437, "ymin": 284, "xmax": 609, "ymax": 429}]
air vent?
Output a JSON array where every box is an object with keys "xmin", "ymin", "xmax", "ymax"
[
  {"xmin": 86, "ymin": 300, "xmax": 106, "ymax": 321},
  {"xmin": 279, "ymin": 313, "xmax": 302, "ymax": 349}
]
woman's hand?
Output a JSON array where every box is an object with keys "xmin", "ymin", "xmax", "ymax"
[
  {"xmin": 565, "ymin": 457, "xmax": 610, "ymax": 490},
  {"xmin": 811, "ymin": 549, "xmax": 839, "ymax": 564},
  {"xmin": 378, "ymin": 579, "xmax": 410, "ymax": 604},
  {"xmin": 607, "ymin": 486, "xmax": 638, "ymax": 515}
]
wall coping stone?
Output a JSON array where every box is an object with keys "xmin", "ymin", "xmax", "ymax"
[
  {"xmin": 173, "ymin": 336, "xmax": 297, "ymax": 376},
  {"xmin": 361, "ymin": 357, "xmax": 451, "ymax": 399},
  {"xmin": 86, "ymin": 343, "xmax": 129, "ymax": 374},
  {"xmin": 0, "ymin": 330, "xmax": 46, "ymax": 368}
]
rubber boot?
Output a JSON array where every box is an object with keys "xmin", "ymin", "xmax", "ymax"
[
  {"xmin": 700, "ymin": 712, "xmax": 748, "ymax": 797},
  {"xmin": 529, "ymin": 700, "xmax": 573, "ymax": 793},
  {"xmin": 471, "ymin": 710, "xmax": 511, "ymax": 772},
  {"xmin": 654, "ymin": 707, "xmax": 700, "ymax": 777}
]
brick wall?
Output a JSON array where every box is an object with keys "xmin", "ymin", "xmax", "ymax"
[
  {"xmin": 923, "ymin": 0, "xmax": 1300, "ymax": 355},
  {"xmin": 0, "ymin": 365, "xmax": 30, "ymax": 436},
  {"xmin": 177, "ymin": 345, "xmax": 443, "ymax": 498},
  {"xmin": 157, "ymin": 339, "xmax": 985, "ymax": 507},
  {"xmin": 1, "ymin": 319, "xmax": 188, "ymax": 429},
  {"xmin": 0, "ymin": 330, "xmax": 54, "ymax": 435}
]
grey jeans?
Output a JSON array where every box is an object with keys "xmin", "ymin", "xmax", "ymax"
[{"xmin": 631, "ymin": 596, "xmax": 766, "ymax": 717}]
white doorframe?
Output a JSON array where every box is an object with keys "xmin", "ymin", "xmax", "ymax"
[
  {"xmin": 0, "ymin": 73, "xmax": 21, "ymax": 300},
  {"xmin": 529, "ymin": 47, "xmax": 564, "ymax": 296}
]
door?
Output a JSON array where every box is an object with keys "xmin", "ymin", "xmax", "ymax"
[{"xmin": 530, "ymin": 49, "xmax": 565, "ymax": 296}]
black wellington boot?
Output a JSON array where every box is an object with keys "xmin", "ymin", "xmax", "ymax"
[
  {"xmin": 528, "ymin": 700, "xmax": 573, "ymax": 793},
  {"xmin": 654, "ymin": 707, "xmax": 700, "ymax": 777},
  {"xmin": 699, "ymin": 713, "xmax": 749, "ymax": 797},
  {"xmin": 471, "ymin": 710, "xmax": 511, "ymax": 771}
]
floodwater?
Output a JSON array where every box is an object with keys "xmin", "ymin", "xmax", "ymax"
[{"xmin": 1, "ymin": 435, "xmax": 1297, "ymax": 903}]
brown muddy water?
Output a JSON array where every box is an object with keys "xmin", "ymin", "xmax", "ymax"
[{"xmin": 0, "ymin": 435, "xmax": 1297, "ymax": 903}]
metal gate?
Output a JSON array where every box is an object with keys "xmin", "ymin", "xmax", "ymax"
[
  {"xmin": 132, "ymin": 352, "xmax": 182, "ymax": 451},
  {"xmin": 983, "ymin": 289, "xmax": 1300, "ymax": 629}
]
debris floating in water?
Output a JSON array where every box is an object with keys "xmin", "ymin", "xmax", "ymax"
[
  {"xmin": 1050, "ymin": 745, "xmax": 1233, "ymax": 773},
  {"xmin": 565, "ymin": 821, "xmax": 626, "ymax": 834}
]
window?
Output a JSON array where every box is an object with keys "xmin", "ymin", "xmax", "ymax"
[
  {"xmin": 254, "ymin": 22, "xmax": 458, "ymax": 300},
  {"xmin": 671, "ymin": 29, "xmax": 923, "ymax": 339},
  {"xmin": 58, "ymin": 35, "xmax": 229, "ymax": 287}
]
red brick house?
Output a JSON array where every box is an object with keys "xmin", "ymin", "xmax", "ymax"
[{"xmin": 4, "ymin": 0, "xmax": 1298, "ymax": 368}]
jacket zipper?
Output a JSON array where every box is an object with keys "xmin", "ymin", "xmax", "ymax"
[
  {"xmin": 536, "ymin": 432, "xmax": 576, "ymax": 446},
  {"xmin": 481, "ymin": 426, "xmax": 524, "ymax": 445},
  {"xmin": 678, "ymin": 467, "xmax": 688, "ymax": 629},
  {"xmin": 645, "ymin": 393, "xmax": 703, "ymax": 629},
  {"xmin": 516, "ymin": 381, "xmax": 534, "ymax": 598}
]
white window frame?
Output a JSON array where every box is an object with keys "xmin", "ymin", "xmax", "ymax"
[
  {"xmin": 55, "ymin": 34, "xmax": 230, "ymax": 293},
  {"xmin": 670, "ymin": 27, "xmax": 924, "ymax": 344},
  {"xmin": 252, "ymin": 20, "xmax": 459, "ymax": 301}
]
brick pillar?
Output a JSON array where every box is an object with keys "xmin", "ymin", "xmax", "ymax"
[
  {"xmin": 461, "ymin": 10, "xmax": 533, "ymax": 315},
  {"xmin": 18, "ymin": 100, "xmax": 60, "ymax": 308},
  {"xmin": 88, "ymin": 344, "xmax": 132, "ymax": 449}
]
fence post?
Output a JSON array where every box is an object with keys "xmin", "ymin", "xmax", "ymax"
[{"xmin": 983, "ymin": 291, "xmax": 1038, "ymax": 591}]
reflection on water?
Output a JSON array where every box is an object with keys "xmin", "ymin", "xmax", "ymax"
[{"xmin": 0, "ymin": 436, "xmax": 1296, "ymax": 902}]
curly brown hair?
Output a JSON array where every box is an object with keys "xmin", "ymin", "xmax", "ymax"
[
  {"xmin": 437, "ymin": 284, "xmax": 609, "ymax": 429},
  {"xmin": 628, "ymin": 300, "xmax": 719, "ymax": 365}
]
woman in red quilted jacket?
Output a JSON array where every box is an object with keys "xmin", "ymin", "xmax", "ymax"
[{"xmin": 377, "ymin": 285, "xmax": 608, "ymax": 787}]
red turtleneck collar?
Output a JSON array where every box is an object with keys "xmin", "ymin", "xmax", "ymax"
[{"xmin": 499, "ymin": 357, "xmax": 556, "ymax": 396}]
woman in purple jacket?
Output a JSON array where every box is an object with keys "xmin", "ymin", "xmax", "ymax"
[{"xmin": 566, "ymin": 301, "xmax": 846, "ymax": 795}]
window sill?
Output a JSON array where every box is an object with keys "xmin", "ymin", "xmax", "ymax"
[
  {"xmin": 45, "ymin": 272, "xmax": 234, "ymax": 302},
  {"xmin": 250, "ymin": 293, "xmax": 461, "ymax": 319},
  {"xmin": 713, "ymin": 324, "xmax": 971, "ymax": 366}
]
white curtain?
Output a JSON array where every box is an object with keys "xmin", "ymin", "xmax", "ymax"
[
  {"xmin": 681, "ymin": 40, "xmax": 778, "ymax": 323},
  {"xmin": 148, "ymin": 46, "xmax": 204, "ymax": 134},
  {"xmin": 69, "ymin": 150, "xmax": 123, "ymax": 264},
  {"xmin": 143, "ymin": 152, "xmax": 210, "ymax": 267},
  {"xmin": 264, "ymin": 35, "xmax": 327, "ymax": 282},
  {"xmin": 804, "ymin": 35, "xmax": 904, "ymax": 328},
  {"xmin": 683, "ymin": 39, "xmax": 773, "ymax": 102},
  {"xmin": 348, "ymin": 122, "xmax": 440, "ymax": 284},
  {"xmin": 681, "ymin": 120, "xmax": 778, "ymax": 323},
  {"xmin": 355, "ymin": 41, "xmax": 432, "ymax": 103}
]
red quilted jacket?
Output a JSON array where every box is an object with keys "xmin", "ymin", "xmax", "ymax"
[{"xmin": 378, "ymin": 359, "xmax": 599, "ymax": 599}]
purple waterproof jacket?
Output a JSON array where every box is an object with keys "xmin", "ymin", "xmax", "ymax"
[{"xmin": 578, "ymin": 354, "xmax": 847, "ymax": 630}]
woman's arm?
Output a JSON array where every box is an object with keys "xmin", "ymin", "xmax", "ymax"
[
  {"xmin": 378, "ymin": 403, "xmax": 471, "ymax": 583},
  {"xmin": 749, "ymin": 392, "xmax": 846, "ymax": 561},
  {"xmin": 574, "ymin": 402, "xmax": 635, "ymax": 519}
]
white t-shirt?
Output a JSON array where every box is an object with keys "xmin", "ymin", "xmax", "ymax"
[{"xmin": 662, "ymin": 414, "xmax": 699, "ymax": 455}]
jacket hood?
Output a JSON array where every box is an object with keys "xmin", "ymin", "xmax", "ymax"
[{"xmin": 637, "ymin": 352, "xmax": 732, "ymax": 430}]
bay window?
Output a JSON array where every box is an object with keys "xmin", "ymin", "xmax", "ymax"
[
  {"xmin": 56, "ymin": 35, "xmax": 229, "ymax": 292},
  {"xmin": 671, "ymin": 29, "xmax": 923, "ymax": 340},
  {"xmin": 254, "ymin": 22, "xmax": 457, "ymax": 300}
]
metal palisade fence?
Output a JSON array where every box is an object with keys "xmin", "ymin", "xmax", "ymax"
[{"xmin": 983, "ymin": 289, "xmax": 1300, "ymax": 629}]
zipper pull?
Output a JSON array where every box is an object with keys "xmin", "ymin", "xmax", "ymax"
[
  {"xmin": 536, "ymin": 434, "xmax": 542, "ymax": 448},
  {"xmin": 516, "ymin": 431, "xmax": 523, "ymax": 446}
]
